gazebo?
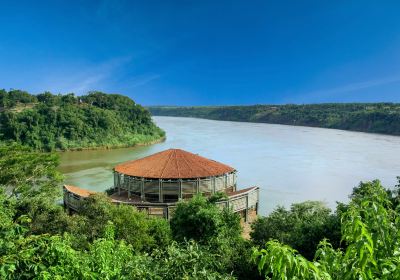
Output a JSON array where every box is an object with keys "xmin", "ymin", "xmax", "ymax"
[
  {"xmin": 64, "ymin": 149, "xmax": 259, "ymax": 222},
  {"xmin": 113, "ymin": 149, "xmax": 237, "ymax": 202}
]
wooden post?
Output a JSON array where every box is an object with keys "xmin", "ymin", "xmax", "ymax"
[
  {"xmin": 245, "ymin": 195, "xmax": 249, "ymax": 223},
  {"xmin": 256, "ymin": 188, "xmax": 259, "ymax": 214},
  {"xmin": 178, "ymin": 179, "xmax": 182, "ymax": 200},
  {"xmin": 233, "ymin": 172, "xmax": 237, "ymax": 191},
  {"xmin": 128, "ymin": 176, "xmax": 131, "ymax": 198},
  {"xmin": 118, "ymin": 174, "xmax": 121, "ymax": 195},
  {"xmin": 196, "ymin": 178, "xmax": 200, "ymax": 194},
  {"xmin": 212, "ymin": 177, "xmax": 216, "ymax": 194},
  {"xmin": 224, "ymin": 174, "xmax": 227, "ymax": 189},
  {"xmin": 141, "ymin": 178, "xmax": 145, "ymax": 201},
  {"xmin": 159, "ymin": 179, "xmax": 163, "ymax": 202},
  {"xmin": 113, "ymin": 170, "xmax": 117, "ymax": 190}
]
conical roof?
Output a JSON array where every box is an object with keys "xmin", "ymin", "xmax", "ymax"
[{"xmin": 114, "ymin": 149, "xmax": 235, "ymax": 179}]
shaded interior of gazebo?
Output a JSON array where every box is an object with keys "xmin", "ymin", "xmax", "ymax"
[{"xmin": 113, "ymin": 171, "xmax": 237, "ymax": 203}]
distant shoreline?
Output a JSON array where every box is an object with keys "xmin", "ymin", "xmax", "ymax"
[{"xmin": 148, "ymin": 103, "xmax": 400, "ymax": 136}]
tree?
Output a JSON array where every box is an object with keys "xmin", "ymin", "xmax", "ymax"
[
  {"xmin": 152, "ymin": 240, "xmax": 235, "ymax": 280},
  {"xmin": 0, "ymin": 143, "xmax": 62, "ymax": 199},
  {"xmin": 69, "ymin": 193, "xmax": 172, "ymax": 251},
  {"xmin": 170, "ymin": 194, "xmax": 241, "ymax": 244},
  {"xmin": 0, "ymin": 144, "xmax": 68, "ymax": 236},
  {"xmin": 253, "ymin": 180, "xmax": 400, "ymax": 279},
  {"xmin": 251, "ymin": 201, "xmax": 341, "ymax": 260},
  {"xmin": 169, "ymin": 194, "xmax": 255, "ymax": 279}
]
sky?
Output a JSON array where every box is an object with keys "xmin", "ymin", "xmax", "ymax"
[{"xmin": 0, "ymin": 0, "xmax": 400, "ymax": 105}]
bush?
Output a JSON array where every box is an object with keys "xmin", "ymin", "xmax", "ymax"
[
  {"xmin": 170, "ymin": 195, "xmax": 241, "ymax": 244},
  {"xmin": 250, "ymin": 201, "xmax": 341, "ymax": 260}
]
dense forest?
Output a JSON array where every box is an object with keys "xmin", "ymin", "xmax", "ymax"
[
  {"xmin": 0, "ymin": 143, "xmax": 399, "ymax": 279},
  {"xmin": 148, "ymin": 103, "xmax": 400, "ymax": 135},
  {"xmin": 0, "ymin": 89, "xmax": 165, "ymax": 151}
]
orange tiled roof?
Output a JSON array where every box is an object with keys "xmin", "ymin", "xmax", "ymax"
[
  {"xmin": 64, "ymin": 185, "xmax": 96, "ymax": 198},
  {"xmin": 114, "ymin": 149, "xmax": 235, "ymax": 179}
]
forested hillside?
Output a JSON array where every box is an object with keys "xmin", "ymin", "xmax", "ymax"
[
  {"xmin": 0, "ymin": 90, "xmax": 165, "ymax": 151},
  {"xmin": 148, "ymin": 103, "xmax": 400, "ymax": 135}
]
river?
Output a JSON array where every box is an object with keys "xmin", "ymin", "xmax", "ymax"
[{"xmin": 59, "ymin": 116, "xmax": 400, "ymax": 214}]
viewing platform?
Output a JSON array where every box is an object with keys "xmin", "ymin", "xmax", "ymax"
[{"xmin": 63, "ymin": 149, "xmax": 259, "ymax": 223}]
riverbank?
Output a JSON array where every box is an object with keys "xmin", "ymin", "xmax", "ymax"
[
  {"xmin": 148, "ymin": 103, "xmax": 400, "ymax": 136},
  {"xmin": 56, "ymin": 135, "xmax": 166, "ymax": 152}
]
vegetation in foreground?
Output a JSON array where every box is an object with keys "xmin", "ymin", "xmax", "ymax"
[
  {"xmin": 148, "ymin": 103, "xmax": 400, "ymax": 135},
  {"xmin": 0, "ymin": 89, "xmax": 165, "ymax": 151},
  {"xmin": 0, "ymin": 143, "xmax": 399, "ymax": 279}
]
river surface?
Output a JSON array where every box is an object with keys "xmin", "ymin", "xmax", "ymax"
[{"xmin": 59, "ymin": 116, "xmax": 400, "ymax": 214}]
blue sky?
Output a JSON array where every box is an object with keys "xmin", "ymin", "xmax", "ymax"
[{"xmin": 0, "ymin": 0, "xmax": 400, "ymax": 105}]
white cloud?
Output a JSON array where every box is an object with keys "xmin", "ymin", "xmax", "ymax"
[
  {"xmin": 45, "ymin": 55, "xmax": 133, "ymax": 94},
  {"xmin": 307, "ymin": 75, "xmax": 400, "ymax": 97},
  {"xmin": 126, "ymin": 73, "xmax": 161, "ymax": 88},
  {"xmin": 285, "ymin": 74, "xmax": 400, "ymax": 103}
]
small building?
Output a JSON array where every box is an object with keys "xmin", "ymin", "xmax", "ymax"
[{"xmin": 64, "ymin": 149, "xmax": 259, "ymax": 222}]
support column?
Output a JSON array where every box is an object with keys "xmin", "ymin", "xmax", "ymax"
[
  {"xmin": 256, "ymin": 188, "xmax": 259, "ymax": 214},
  {"xmin": 233, "ymin": 172, "xmax": 237, "ymax": 191},
  {"xmin": 212, "ymin": 177, "xmax": 216, "ymax": 194},
  {"xmin": 196, "ymin": 178, "xmax": 200, "ymax": 194},
  {"xmin": 141, "ymin": 178, "xmax": 145, "ymax": 201},
  {"xmin": 178, "ymin": 179, "xmax": 182, "ymax": 200},
  {"xmin": 113, "ymin": 170, "xmax": 117, "ymax": 189},
  {"xmin": 224, "ymin": 174, "xmax": 227, "ymax": 189},
  {"xmin": 159, "ymin": 179, "xmax": 163, "ymax": 202},
  {"xmin": 128, "ymin": 176, "xmax": 131, "ymax": 198},
  {"xmin": 245, "ymin": 195, "xmax": 249, "ymax": 222},
  {"xmin": 118, "ymin": 174, "xmax": 121, "ymax": 195}
]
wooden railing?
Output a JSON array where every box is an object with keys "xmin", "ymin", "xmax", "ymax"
[{"xmin": 63, "ymin": 185, "xmax": 259, "ymax": 222}]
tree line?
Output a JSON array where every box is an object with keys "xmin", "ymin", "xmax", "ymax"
[
  {"xmin": 148, "ymin": 103, "xmax": 400, "ymax": 135},
  {"xmin": 0, "ymin": 143, "xmax": 399, "ymax": 279},
  {"xmin": 0, "ymin": 89, "xmax": 165, "ymax": 151}
]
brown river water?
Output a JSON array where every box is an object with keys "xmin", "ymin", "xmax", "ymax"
[{"xmin": 59, "ymin": 116, "xmax": 400, "ymax": 214}]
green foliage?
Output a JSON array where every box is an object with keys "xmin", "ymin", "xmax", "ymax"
[
  {"xmin": 3, "ymin": 142, "xmax": 400, "ymax": 279},
  {"xmin": 152, "ymin": 240, "xmax": 235, "ymax": 280},
  {"xmin": 0, "ymin": 191, "xmax": 233, "ymax": 279},
  {"xmin": 253, "ymin": 240, "xmax": 330, "ymax": 280},
  {"xmin": 0, "ymin": 144, "xmax": 67, "ymax": 237},
  {"xmin": 0, "ymin": 143, "xmax": 62, "ymax": 198},
  {"xmin": 0, "ymin": 90, "xmax": 165, "ymax": 151},
  {"xmin": 64, "ymin": 193, "xmax": 172, "ymax": 252},
  {"xmin": 148, "ymin": 103, "xmax": 400, "ymax": 135},
  {"xmin": 170, "ymin": 195, "xmax": 241, "ymax": 244},
  {"xmin": 254, "ymin": 180, "xmax": 400, "ymax": 279},
  {"xmin": 169, "ymin": 195, "xmax": 256, "ymax": 279},
  {"xmin": 0, "ymin": 89, "xmax": 37, "ymax": 108},
  {"xmin": 0, "ymin": 222, "xmax": 149, "ymax": 279},
  {"xmin": 208, "ymin": 191, "xmax": 229, "ymax": 203},
  {"xmin": 251, "ymin": 201, "xmax": 341, "ymax": 260}
]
